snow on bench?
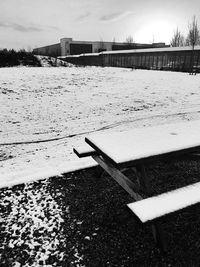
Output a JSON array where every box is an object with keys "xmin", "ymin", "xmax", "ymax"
[
  {"xmin": 85, "ymin": 120, "xmax": 200, "ymax": 166},
  {"xmin": 73, "ymin": 144, "xmax": 96, "ymax": 158},
  {"xmin": 127, "ymin": 181, "xmax": 200, "ymax": 223}
]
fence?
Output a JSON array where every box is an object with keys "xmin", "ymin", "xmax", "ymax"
[{"xmin": 62, "ymin": 46, "xmax": 200, "ymax": 73}]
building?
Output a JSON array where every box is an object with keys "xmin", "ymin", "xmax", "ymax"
[
  {"xmin": 62, "ymin": 45, "xmax": 200, "ymax": 73},
  {"xmin": 33, "ymin": 37, "xmax": 169, "ymax": 57},
  {"xmin": 33, "ymin": 43, "xmax": 61, "ymax": 57}
]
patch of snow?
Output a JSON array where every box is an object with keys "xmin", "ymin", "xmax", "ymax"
[
  {"xmin": 86, "ymin": 120, "xmax": 200, "ymax": 164},
  {"xmin": 101, "ymin": 45, "xmax": 200, "ymax": 55},
  {"xmin": 1, "ymin": 66, "xmax": 200, "ymax": 186},
  {"xmin": 73, "ymin": 247, "xmax": 85, "ymax": 267},
  {"xmin": 35, "ymin": 55, "xmax": 74, "ymax": 67},
  {"xmin": 0, "ymin": 158, "xmax": 97, "ymax": 189},
  {"xmin": 128, "ymin": 181, "xmax": 200, "ymax": 222},
  {"xmin": 63, "ymin": 46, "xmax": 200, "ymax": 58},
  {"xmin": 0, "ymin": 180, "xmax": 68, "ymax": 266},
  {"xmin": 0, "ymin": 178, "xmax": 86, "ymax": 266}
]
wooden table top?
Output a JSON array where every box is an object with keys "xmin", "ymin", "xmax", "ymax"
[{"xmin": 85, "ymin": 120, "xmax": 200, "ymax": 166}]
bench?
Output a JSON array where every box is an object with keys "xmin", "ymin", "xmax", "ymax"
[
  {"xmin": 73, "ymin": 120, "xmax": 200, "ymax": 251},
  {"xmin": 73, "ymin": 144, "xmax": 96, "ymax": 158},
  {"xmin": 74, "ymin": 144, "xmax": 200, "ymax": 251},
  {"xmin": 74, "ymin": 146, "xmax": 200, "ymax": 218},
  {"xmin": 127, "ymin": 181, "xmax": 200, "ymax": 223}
]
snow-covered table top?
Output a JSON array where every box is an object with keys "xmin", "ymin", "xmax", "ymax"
[{"xmin": 85, "ymin": 120, "xmax": 200, "ymax": 165}]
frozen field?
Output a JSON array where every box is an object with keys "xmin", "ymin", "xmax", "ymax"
[{"xmin": 1, "ymin": 66, "xmax": 200, "ymax": 186}]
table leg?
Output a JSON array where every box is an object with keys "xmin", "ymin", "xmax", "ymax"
[
  {"xmin": 151, "ymin": 222, "xmax": 167, "ymax": 252},
  {"xmin": 136, "ymin": 164, "xmax": 167, "ymax": 251},
  {"xmin": 92, "ymin": 155, "xmax": 143, "ymax": 201},
  {"xmin": 95, "ymin": 165, "xmax": 104, "ymax": 178},
  {"xmin": 92, "ymin": 156, "xmax": 167, "ymax": 251},
  {"xmin": 136, "ymin": 164, "xmax": 151, "ymax": 194}
]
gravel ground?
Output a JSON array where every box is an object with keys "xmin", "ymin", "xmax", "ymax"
[{"xmin": 1, "ymin": 158, "xmax": 200, "ymax": 266}]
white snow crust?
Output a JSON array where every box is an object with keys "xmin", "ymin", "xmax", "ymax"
[
  {"xmin": 127, "ymin": 181, "xmax": 200, "ymax": 222},
  {"xmin": 0, "ymin": 179, "xmax": 85, "ymax": 266},
  {"xmin": 1, "ymin": 66, "xmax": 200, "ymax": 187},
  {"xmin": 62, "ymin": 45, "xmax": 200, "ymax": 58},
  {"xmin": 87, "ymin": 120, "xmax": 200, "ymax": 164}
]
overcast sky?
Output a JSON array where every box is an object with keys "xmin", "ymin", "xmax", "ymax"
[{"xmin": 0, "ymin": 0, "xmax": 200, "ymax": 50}]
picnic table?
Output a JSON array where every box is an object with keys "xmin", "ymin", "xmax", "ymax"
[{"xmin": 74, "ymin": 120, "xmax": 200, "ymax": 250}]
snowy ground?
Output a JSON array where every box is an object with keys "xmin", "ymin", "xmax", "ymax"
[
  {"xmin": 1, "ymin": 66, "xmax": 200, "ymax": 186},
  {"xmin": 1, "ymin": 66, "xmax": 200, "ymax": 266}
]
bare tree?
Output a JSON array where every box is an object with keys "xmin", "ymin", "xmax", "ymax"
[
  {"xmin": 184, "ymin": 35, "xmax": 190, "ymax": 46},
  {"xmin": 125, "ymin": 35, "xmax": 134, "ymax": 44},
  {"xmin": 99, "ymin": 37, "xmax": 105, "ymax": 52},
  {"xmin": 112, "ymin": 37, "xmax": 116, "ymax": 44},
  {"xmin": 187, "ymin": 16, "xmax": 200, "ymax": 74},
  {"xmin": 187, "ymin": 15, "xmax": 200, "ymax": 49},
  {"xmin": 170, "ymin": 28, "xmax": 185, "ymax": 47}
]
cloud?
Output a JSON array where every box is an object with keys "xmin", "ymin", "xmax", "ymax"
[
  {"xmin": 0, "ymin": 22, "xmax": 43, "ymax": 32},
  {"xmin": 47, "ymin": 25, "xmax": 60, "ymax": 30},
  {"xmin": 0, "ymin": 22, "xmax": 6, "ymax": 27},
  {"xmin": 0, "ymin": 21, "xmax": 60, "ymax": 32},
  {"xmin": 76, "ymin": 12, "xmax": 91, "ymax": 21},
  {"xmin": 12, "ymin": 24, "xmax": 43, "ymax": 32},
  {"xmin": 100, "ymin": 11, "xmax": 135, "ymax": 22}
]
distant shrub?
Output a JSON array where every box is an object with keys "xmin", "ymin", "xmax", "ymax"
[{"xmin": 0, "ymin": 49, "xmax": 41, "ymax": 67}]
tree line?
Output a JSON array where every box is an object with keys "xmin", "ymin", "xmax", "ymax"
[
  {"xmin": 0, "ymin": 49, "xmax": 41, "ymax": 67},
  {"xmin": 171, "ymin": 16, "xmax": 200, "ymax": 48}
]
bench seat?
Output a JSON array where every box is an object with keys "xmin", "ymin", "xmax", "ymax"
[
  {"xmin": 127, "ymin": 181, "xmax": 200, "ymax": 223},
  {"xmin": 73, "ymin": 144, "xmax": 96, "ymax": 158}
]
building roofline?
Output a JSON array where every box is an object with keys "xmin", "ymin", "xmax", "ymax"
[
  {"xmin": 33, "ymin": 43, "xmax": 60, "ymax": 50},
  {"xmin": 59, "ymin": 45, "xmax": 200, "ymax": 58}
]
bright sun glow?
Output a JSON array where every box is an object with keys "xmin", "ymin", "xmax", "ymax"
[{"xmin": 135, "ymin": 19, "xmax": 174, "ymax": 44}]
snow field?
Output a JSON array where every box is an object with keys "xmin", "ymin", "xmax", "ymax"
[{"xmin": 1, "ymin": 66, "xmax": 200, "ymax": 186}]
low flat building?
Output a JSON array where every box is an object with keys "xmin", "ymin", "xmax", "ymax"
[{"xmin": 33, "ymin": 37, "xmax": 169, "ymax": 57}]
